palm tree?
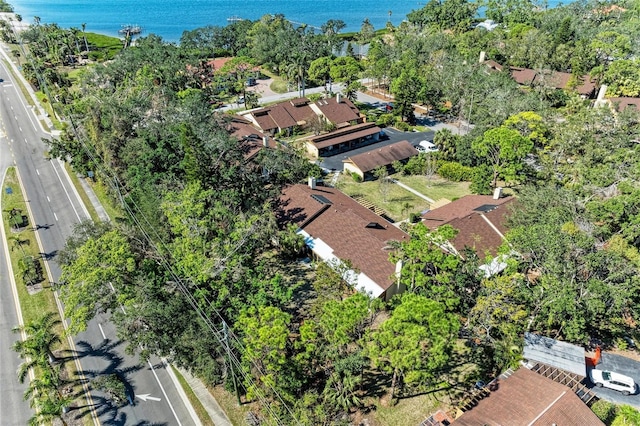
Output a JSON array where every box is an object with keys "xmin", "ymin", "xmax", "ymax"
[
  {"xmin": 13, "ymin": 312, "xmax": 62, "ymax": 371},
  {"xmin": 27, "ymin": 392, "xmax": 71, "ymax": 426},
  {"xmin": 81, "ymin": 23, "xmax": 89, "ymax": 53}
]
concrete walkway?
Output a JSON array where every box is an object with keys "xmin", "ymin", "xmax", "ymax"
[
  {"xmin": 177, "ymin": 368, "xmax": 233, "ymax": 426},
  {"xmin": 389, "ymin": 178, "xmax": 435, "ymax": 204},
  {"xmin": 77, "ymin": 177, "xmax": 110, "ymax": 222}
]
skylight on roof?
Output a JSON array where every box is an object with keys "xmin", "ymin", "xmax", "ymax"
[
  {"xmin": 311, "ymin": 194, "xmax": 332, "ymax": 205},
  {"xmin": 474, "ymin": 204, "xmax": 497, "ymax": 213}
]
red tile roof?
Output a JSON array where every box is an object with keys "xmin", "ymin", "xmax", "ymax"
[
  {"xmin": 454, "ymin": 368, "xmax": 604, "ymax": 426},
  {"xmin": 422, "ymin": 195, "xmax": 514, "ymax": 257},
  {"xmin": 278, "ymin": 184, "xmax": 408, "ymax": 292},
  {"xmin": 344, "ymin": 141, "xmax": 418, "ymax": 174}
]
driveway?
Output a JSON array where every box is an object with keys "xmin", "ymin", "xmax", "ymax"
[
  {"xmin": 318, "ymin": 128, "xmax": 434, "ymax": 172},
  {"xmin": 588, "ymin": 352, "xmax": 640, "ymax": 409}
]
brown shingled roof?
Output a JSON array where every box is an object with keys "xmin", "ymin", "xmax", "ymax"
[
  {"xmin": 454, "ymin": 368, "xmax": 604, "ymax": 426},
  {"xmin": 313, "ymin": 97, "xmax": 361, "ymax": 125},
  {"xmin": 344, "ymin": 141, "xmax": 418, "ymax": 174},
  {"xmin": 248, "ymin": 98, "xmax": 315, "ymax": 132},
  {"xmin": 310, "ymin": 122, "xmax": 381, "ymax": 149},
  {"xmin": 509, "ymin": 66, "xmax": 597, "ymax": 96},
  {"xmin": 278, "ymin": 184, "xmax": 408, "ymax": 291},
  {"xmin": 422, "ymin": 195, "xmax": 514, "ymax": 257},
  {"xmin": 608, "ymin": 97, "xmax": 640, "ymax": 112}
]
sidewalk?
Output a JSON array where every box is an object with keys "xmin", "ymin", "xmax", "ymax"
[
  {"xmin": 177, "ymin": 368, "xmax": 233, "ymax": 426},
  {"xmin": 78, "ymin": 172, "xmax": 232, "ymax": 426},
  {"xmin": 388, "ymin": 178, "xmax": 435, "ymax": 204}
]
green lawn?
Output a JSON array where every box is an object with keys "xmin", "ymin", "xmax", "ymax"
[
  {"xmin": 1, "ymin": 167, "xmax": 58, "ymax": 324},
  {"xmin": 336, "ymin": 173, "xmax": 430, "ymax": 221},
  {"xmin": 2, "ymin": 167, "xmax": 93, "ymax": 425},
  {"xmin": 209, "ymin": 385, "xmax": 252, "ymax": 426},
  {"xmin": 335, "ymin": 172, "xmax": 472, "ymax": 221},
  {"xmin": 393, "ymin": 174, "xmax": 471, "ymax": 202},
  {"xmin": 369, "ymin": 392, "xmax": 451, "ymax": 426}
]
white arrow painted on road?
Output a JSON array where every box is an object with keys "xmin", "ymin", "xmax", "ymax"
[{"xmin": 135, "ymin": 394, "xmax": 161, "ymax": 402}]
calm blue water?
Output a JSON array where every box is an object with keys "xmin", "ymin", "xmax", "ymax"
[{"xmin": 10, "ymin": 0, "xmax": 566, "ymax": 43}]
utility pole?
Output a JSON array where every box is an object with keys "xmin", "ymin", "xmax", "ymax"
[{"xmin": 223, "ymin": 321, "xmax": 241, "ymax": 405}]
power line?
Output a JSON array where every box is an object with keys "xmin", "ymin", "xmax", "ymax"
[{"xmin": 19, "ymin": 29, "xmax": 301, "ymax": 422}]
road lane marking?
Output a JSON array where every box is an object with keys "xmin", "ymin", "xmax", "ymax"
[
  {"xmin": 136, "ymin": 394, "xmax": 161, "ymax": 402},
  {"xmin": 46, "ymin": 196, "xmax": 50, "ymax": 202},
  {"xmin": 98, "ymin": 323, "xmax": 106, "ymax": 340},
  {"xmin": 19, "ymin": 127, "xmax": 22, "ymax": 132},
  {"xmin": 147, "ymin": 360, "xmax": 182, "ymax": 425},
  {"xmin": 24, "ymin": 138, "xmax": 27, "ymax": 143},
  {"xmin": 53, "ymin": 212, "xmax": 58, "ymax": 221},
  {"xmin": 36, "ymin": 169, "xmax": 40, "ymax": 175},
  {"xmin": 49, "ymin": 161, "xmax": 82, "ymax": 221}
]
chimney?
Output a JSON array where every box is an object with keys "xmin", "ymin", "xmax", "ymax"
[
  {"xmin": 308, "ymin": 176, "xmax": 316, "ymax": 189},
  {"xmin": 493, "ymin": 187, "xmax": 502, "ymax": 200},
  {"xmin": 263, "ymin": 136, "xmax": 268, "ymax": 147},
  {"xmin": 596, "ymin": 84, "xmax": 608, "ymax": 101},
  {"xmin": 479, "ymin": 51, "xmax": 486, "ymax": 63},
  {"xmin": 336, "ymin": 93, "xmax": 342, "ymax": 103}
]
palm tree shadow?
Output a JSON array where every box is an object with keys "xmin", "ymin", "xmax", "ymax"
[{"xmin": 68, "ymin": 338, "xmax": 144, "ymax": 422}]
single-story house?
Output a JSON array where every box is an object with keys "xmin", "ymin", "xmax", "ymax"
[
  {"xmin": 278, "ymin": 181, "xmax": 409, "ymax": 300},
  {"xmin": 422, "ymin": 192, "xmax": 515, "ymax": 276},
  {"xmin": 602, "ymin": 96, "xmax": 640, "ymax": 112},
  {"xmin": 309, "ymin": 93, "xmax": 363, "ymax": 128},
  {"xmin": 243, "ymin": 97, "xmax": 316, "ymax": 136},
  {"xmin": 343, "ymin": 140, "xmax": 418, "ymax": 180},
  {"xmin": 306, "ymin": 122, "xmax": 383, "ymax": 157},
  {"xmin": 480, "ymin": 57, "xmax": 598, "ymax": 98},
  {"xmin": 454, "ymin": 367, "xmax": 603, "ymax": 425},
  {"xmin": 422, "ymin": 193, "xmax": 514, "ymax": 259},
  {"xmin": 225, "ymin": 115, "xmax": 277, "ymax": 161}
]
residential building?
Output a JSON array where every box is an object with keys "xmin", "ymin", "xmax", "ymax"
[
  {"xmin": 454, "ymin": 367, "xmax": 604, "ymax": 425},
  {"xmin": 305, "ymin": 122, "xmax": 383, "ymax": 157},
  {"xmin": 278, "ymin": 182, "xmax": 409, "ymax": 300},
  {"xmin": 481, "ymin": 57, "xmax": 598, "ymax": 98},
  {"xmin": 343, "ymin": 140, "xmax": 418, "ymax": 180},
  {"xmin": 421, "ymin": 193, "xmax": 514, "ymax": 260},
  {"xmin": 243, "ymin": 97, "xmax": 316, "ymax": 136}
]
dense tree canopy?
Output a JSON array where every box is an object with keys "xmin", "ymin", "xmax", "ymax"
[{"xmin": 27, "ymin": 0, "xmax": 640, "ymax": 422}]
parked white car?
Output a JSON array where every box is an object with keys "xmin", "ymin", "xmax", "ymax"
[
  {"xmin": 417, "ymin": 140, "xmax": 439, "ymax": 153},
  {"xmin": 590, "ymin": 369, "xmax": 636, "ymax": 395}
]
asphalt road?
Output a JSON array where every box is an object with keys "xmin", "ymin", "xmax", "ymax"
[
  {"xmin": 0, "ymin": 56, "xmax": 197, "ymax": 425},
  {"xmin": 588, "ymin": 352, "xmax": 640, "ymax": 409},
  {"xmin": 0, "ymin": 86, "xmax": 32, "ymax": 425}
]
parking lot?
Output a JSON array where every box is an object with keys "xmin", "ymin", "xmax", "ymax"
[{"xmin": 588, "ymin": 352, "xmax": 640, "ymax": 408}]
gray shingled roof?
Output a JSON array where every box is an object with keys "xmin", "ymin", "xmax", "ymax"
[{"xmin": 523, "ymin": 333, "xmax": 586, "ymax": 377}]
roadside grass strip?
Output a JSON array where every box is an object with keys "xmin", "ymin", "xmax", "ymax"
[{"xmin": 2, "ymin": 166, "xmax": 96, "ymax": 425}]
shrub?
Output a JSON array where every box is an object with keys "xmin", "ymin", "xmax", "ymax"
[
  {"xmin": 375, "ymin": 113, "xmax": 395, "ymax": 127},
  {"xmin": 409, "ymin": 212, "xmax": 421, "ymax": 223},
  {"xmin": 395, "ymin": 120, "xmax": 410, "ymax": 131},
  {"xmin": 351, "ymin": 172, "xmax": 362, "ymax": 182},
  {"xmin": 438, "ymin": 161, "xmax": 474, "ymax": 182},
  {"xmin": 591, "ymin": 400, "xmax": 616, "ymax": 423}
]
